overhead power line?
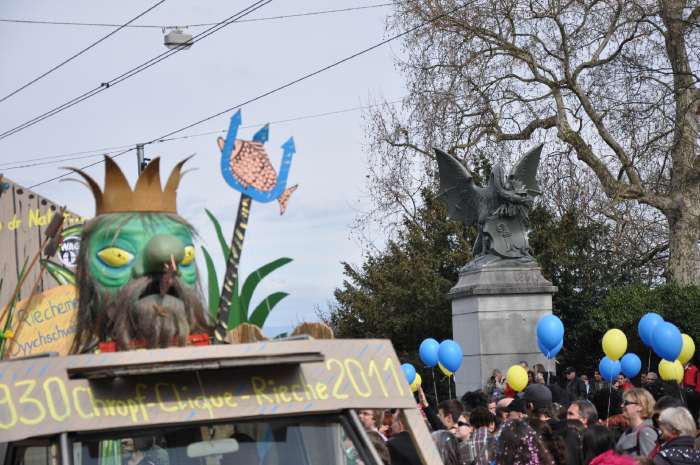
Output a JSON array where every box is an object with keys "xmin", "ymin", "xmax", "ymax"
[
  {"xmin": 0, "ymin": 0, "xmax": 167, "ymax": 105},
  {"xmin": 0, "ymin": 99, "xmax": 402, "ymax": 170},
  {"xmin": 0, "ymin": 0, "xmax": 272, "ymax": 142},
  {"xmin": 0, "ymin": 3, "xmax": 393, "ymax": 29},
  {"xmin": 28, "ymin": 2, "xmax": 471, "ymax": 189}
]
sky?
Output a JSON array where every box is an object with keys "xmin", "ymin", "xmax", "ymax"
[{"xmin": 0, "ymin": 0, "xmax": 406, "ymax": 336}]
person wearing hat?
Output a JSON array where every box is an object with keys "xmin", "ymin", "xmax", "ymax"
[
  {"xmin": 506, "ymin": 398, "xmax": 527, "ymax": 421},
  {"xmin": 565, "ymin": 367, "xmax": 588, "ymax": 402},
  {"xmin": 523, "ymin": 383, "xmax": 553, "ymax": 421}
]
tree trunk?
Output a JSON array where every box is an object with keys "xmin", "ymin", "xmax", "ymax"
[{"xmin": 666, "ymin": 203, "xmax": 700, "ymax": 285}]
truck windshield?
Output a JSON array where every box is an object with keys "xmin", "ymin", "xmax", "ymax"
[{"xmin": 72, "ymin": 416, "xmax": 371, "ymax": 465}]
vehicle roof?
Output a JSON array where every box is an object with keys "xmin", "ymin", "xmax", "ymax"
[{"xmin": 0, "ymin": 338, "xmax": 416, "ymax": 442}]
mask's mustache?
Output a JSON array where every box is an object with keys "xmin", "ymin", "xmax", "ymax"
[{"xmin": 103, "ymin": 275, "xmax": 210, "ymax": 350}]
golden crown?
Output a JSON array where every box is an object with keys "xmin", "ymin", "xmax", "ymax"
[{"xmin": 66, "ymin": 156, "xmax": 190, "ymax": 215}]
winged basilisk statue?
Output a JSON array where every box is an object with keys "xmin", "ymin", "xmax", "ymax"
[{"xmin": 435, "ymin": 145, "xmax": 543, "ymax": 270}]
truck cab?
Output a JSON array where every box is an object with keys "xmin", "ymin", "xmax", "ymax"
[{"xmin": 0, "ymin": 339, "xmax": 441, "ymax": 465}]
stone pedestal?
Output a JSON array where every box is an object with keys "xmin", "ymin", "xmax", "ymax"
[{"xmin": 450, "ymin": 261, "xmax": 557, "ymax": 395}]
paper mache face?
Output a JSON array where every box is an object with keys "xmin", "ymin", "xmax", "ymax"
[{"xmin": 68, "ymin": 157, "xmax": 210, "ymax": 353}]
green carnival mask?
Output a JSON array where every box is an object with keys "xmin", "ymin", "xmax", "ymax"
[{"xmin": 68, "ymin": 157, "xmax": 210, "ymax": 353}]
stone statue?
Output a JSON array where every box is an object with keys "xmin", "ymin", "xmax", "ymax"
[{"xmin": 435, "ymin": 145, "xmax": 543, "ymax": 270}]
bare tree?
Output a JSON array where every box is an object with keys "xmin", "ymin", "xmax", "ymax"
[{"xmin": 364, "ymin": 0, "xmax": 699, "ymax": 283}]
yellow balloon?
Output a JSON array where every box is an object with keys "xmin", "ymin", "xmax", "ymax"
[
  {"xmin": 602, "ymin": 329, "xmax": 627, "ymax": 361},
  {"xmin": 411, "ymin": 373, "xmax": 422, "ymax": 392},
  {"xmin": 659, "ymin": 359, "xmax": 683, "ymax": 382},
  {"xmin": 438, "ymin": 363, "xmax": 453, "ymax": 377},
  {"xmin": 679, "ymin": 334, "xmax": 696, "ymax": 365},
  {"xmin": 673, "ymin": 360, "xmax": 684, "ymax": 383},
  {"xmin": 506, "ymin": 365, "xmax": 528, "ymax": 392}
]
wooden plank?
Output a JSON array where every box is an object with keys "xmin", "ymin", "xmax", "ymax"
[{"xmin": 0, "ymin": 176, "xmax": 84, "ymax": 312}]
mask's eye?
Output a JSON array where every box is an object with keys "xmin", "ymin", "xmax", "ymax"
[
  {"xmin": 181, "ymin": 245, "xmax": 195, "ymax": 266},
  {"xmin": 97, "ymin": 247, "xmax": 134, "ymax": 268}
]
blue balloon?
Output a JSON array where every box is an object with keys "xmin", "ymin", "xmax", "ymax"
[
  {"xmin": 638, "ymin": 313, "xmax": 663, "ymax": 347},
  {"xmin": 621, "ymin": 353, "xmax": 642, "ymax": 378},
  {"xmin": 536, "ymin": 315, "xmax": 564, "ymax": 351},
  {"xmin": 599, "ymin": 356, "xmax": 621, "ymax": 382},
  {"xmin": 538, "ymin": 337, "xmax": 563, "ymax": 359},
  {"xmin": 651, "ymin": 322, "xmax": 683, "ymax": 361},
  {"xmin": 401, "ymin": 363, "xmax": 416, "ymax": 384},
  {"xmin": 419, "ymin": 338, "xmax": 440, "ymax": 367},
  {"xmin": 438, "ymin": 340, "xmax": 463, "ymax": 373}
]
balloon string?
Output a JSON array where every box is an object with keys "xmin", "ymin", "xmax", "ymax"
[
  {"xmin": 432, "ymin": 367, "xmax": 439, "ymax": 404},
  {"xmin": 647, "ymin": 350, "xmax": 652, "ymax": 374},
  {"xmin": 606, "ymin": 382, "xmax": 612, "ymax": 426}
]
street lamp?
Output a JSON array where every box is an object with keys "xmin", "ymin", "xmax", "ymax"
[{"xmin": 163, "ymin": 28, "xmax": 193, "ymax": 50}]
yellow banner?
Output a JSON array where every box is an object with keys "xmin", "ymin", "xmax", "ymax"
[{"xmin": 3, "ymin": 284, "xmax": 77, "ymax": 358}]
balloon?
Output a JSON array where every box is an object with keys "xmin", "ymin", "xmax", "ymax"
[
  {"xmin": 438, "ymin": 362, "xmax": 453, "ymax": 377},
  {"xmin": 401, "ymin": 363, "xmax": 416, "ymax": 385},
  {"xmin": 599, "ymin": 356, "xmax": 621, "ymax": 382},
  {"xmin": 651, "ymin": 322, "xmax": 683, "ymax": 361},
  {"xmin": 659, "ymin": 359, "xmax": 683, "ymax": 383},
  {"xmin": 538, "ymin": 337, "xmax": 563, "ymax": 359},
  {"xmin": 536, "ymin": 315, "xmax": 564, "ymax": 352},
  {"xmin": 602, "ymin": 329, "xmax": 627, "ymax": 361},
  {"xmin": 620, "ymin": 353, "xmax": 642, "ymax": 378},
  {"xmin": 438, "ymin": 340, "xmax": 463, "ymax": 373},
  {"xmin": 679, "ymin": 334, "xmax": 696, "ymax": 365},
  {"xmin": 410, "ymin": 373, "xmax": 422, "ymax": 392},
  {"xmin": 506, "ymin": 365, "xmax": 528, "ymax": 392},
  {"xmin": 419, "ymin": 338, "xmax": 440, "ymax": 367},
  {"xmin": 638, "ymin": 313, "xmax": 663, "ymax": 347},
  {"xmin": 674, "ymin": 360, "xmax": 684, "ymax": 383}
]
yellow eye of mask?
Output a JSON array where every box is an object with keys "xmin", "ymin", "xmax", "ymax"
[
  {"xmin": 97, "ymin": 247, "xmax": 134, "ymax": 268},
  {"xmin": 181, "ymin": 245, "xmax": 195, "ymax": 266}
]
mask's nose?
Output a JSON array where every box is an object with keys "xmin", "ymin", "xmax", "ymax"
[{"xmin": 137, "ymin": 234, "xmax": 185, "ymax": 275}]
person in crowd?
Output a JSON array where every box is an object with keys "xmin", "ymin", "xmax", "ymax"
[
  {"xmin": 507, "ymin": 398, "xmax": 527, "ymax": 421},
  {"xmin": 592, "ymin": 371, "xmax": 608, "ymax": 397},
  {"xmin": 529, "ymin": 420, "xmax": 568, "ymax": 465},
  {"xmin": 486, "ymin": 369, "xmax": 506, "ymax": 398},
  {"xmin": 644, "ymin": 372, "xmax": 665, "ymax": 400},
  {"xmin": 496, "ymin": 397, "xmax": 514, "ymax": 423},
  {"xmin": 528, "ymin": 370, "xmax": 536, "ymax": 385},
  {"xmin": 386, "ymin": 410, "xmax": 420, "ymax": 465},
  {"xmin": 416, "ymin": 386, "xmax": 444, "ymax": 432},
  {"xmin": 567, "ymin": 400, "xmax": 599, "ymax": 428},
  {"xmin": 358, "ymin": 409, "xmax": 387, "ymax": 440},
  {"xmin": 487, "ymin": 398, "xmax": 497, "ymax": 416},
  {"xmin": 652, "ymin": 396, "xmax": 684, "ymax": 429},
  {"xmin": 615, "ymin": 388, "xmax": 658, "ymax": 457},
  {"xmin": 653, "ymin": 406, "xmax": 700, "ymax": 465},
  {"xmin": 566, "ymin": 367, "xmax": 588, "ymax": 401},
  {"xmin": 495, "ymin": 420, "xmax": 555, "ymax": 465},
  {"xmin": 431, "ymin": 430, "xmax": 462, "ymax": 465},
  {"xmin": 616, "ymin": 374, "xmax": 633, "ymax": 391},
  {"xmin": 524, "ymin": 383, "xmax": 554, "ymax": 421},
  {"xmin": 580, "ymin": 375, "xmax": 592, "ymax": 400},
  {"xmin": 454, "ymin": 413, "xmax": 472, "ymax": 441},
  {"xmin": 641, "ymin": 372, "xmax": 648, "ymax": 386},
  {"xmin": 520, "ymin": 360, "xmax": 529, "ymax": 370},
  {"xmin": 366, "ymin": 431, "xmax": 391, "ymax": 465},
  {"xmin": 438, "ymin": 399, "xmax": 465, "ymax": 434},
  {"xmin": 534, "ymin": 363, "xmax": 547, "ymax": 376},
  {"xmin": 582, "ymin": 424, "xmax": 615, "ymax": 465},
  {"xmin": 681, "ymin": 360, "xmax": 699, "ymax": 394},
  {"xmin": 462, "ymin": 390, "xmax": 488, "ymax": 411},
  {"xmin": 537, "ymin": 372, "xmax": 546, "ymax": 385},
  {"xmin": 460, "ymin": 407, "xmax": 495, "ymax": 465}
]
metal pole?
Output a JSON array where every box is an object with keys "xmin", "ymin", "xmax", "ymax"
[
  {"xmin": 136, "ymin": 144, "xmax": 145, "ymax": 174},
  {"xmin": 60, "ymin": 433, "xmax": 72, "ymax": 465}
]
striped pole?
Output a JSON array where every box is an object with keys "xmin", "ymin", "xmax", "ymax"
[{"xmin": 214, "ymin": 194, "xmax": 252, "ymax": 342}]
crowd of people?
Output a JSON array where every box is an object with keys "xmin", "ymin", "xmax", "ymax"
[{"xmin": 356, "ymin": 360, "xmax": 700, "ymax": 465}]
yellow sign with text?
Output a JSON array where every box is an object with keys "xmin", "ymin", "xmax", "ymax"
[{"xmin": 3, "ymin": 285, "xmax": 77, "ymax": 358}]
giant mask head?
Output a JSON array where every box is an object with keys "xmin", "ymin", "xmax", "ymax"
[{"xmin": 68, "ymin": 156, "xmax": 210, "ymax": 353}]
